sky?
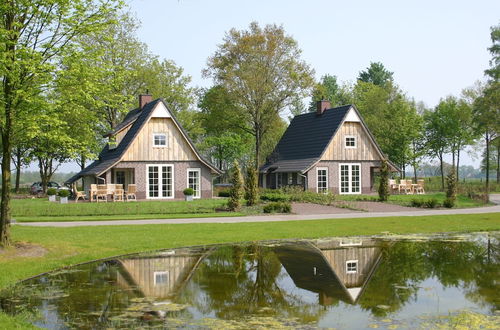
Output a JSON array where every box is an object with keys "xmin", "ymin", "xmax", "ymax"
[{"xmin": 29, "ymin": 0, "xmax": 499, "ymax": 173}]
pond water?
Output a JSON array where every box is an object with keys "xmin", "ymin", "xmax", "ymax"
[{"xmin": 1, "ymin": 233, "xmax": 499, "ymax": 329}]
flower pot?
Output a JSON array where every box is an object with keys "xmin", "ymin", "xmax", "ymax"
[
  {"xmin": 185, "ymin": 195, "xmax": 193, "ymax": 202},
  {"xmin": 60, "ymin": 197, "xmax": 68, "ymax": 204},
  {"xmin": 48, "ymin": 195, "xmax": 56, "ymax": 202}
]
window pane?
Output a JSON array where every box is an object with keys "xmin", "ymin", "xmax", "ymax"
[
  {"xmin": 162, "ymin": 166, "xmax": 172, "ymax": 197},
  {"xmin": 188, "ymin": 170, "xmax": 200, "ymax": 197},
  {"xmin": 317, "ymin": 169, "xmax": 328, "ymax": 193},
  {"xmin": 148, "ymin": 166, "xmax": 159, "ymax": 197},
  {"xmin": 352, "ymin": 165, "xmax": 360, "ymax": 193}
]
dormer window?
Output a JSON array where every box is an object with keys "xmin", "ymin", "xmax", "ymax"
[
  {"xmin": 153, "ymin": 133, "xmax": 167, "ymax": 147},
  {"xmin": 345, "ymin": 136, "xmax": 356, "ymax": 148}
]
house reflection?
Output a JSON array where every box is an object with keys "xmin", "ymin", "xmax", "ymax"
[
  {"xmin": 275, "ymin": 238, "xmax": 383, "ymax": 305},
  {"xmin": 116, "ymin": 248, "xmax": 209, "ymax": 299}
]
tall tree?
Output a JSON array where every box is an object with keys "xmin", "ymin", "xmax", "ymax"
[
  {"xmin": 203, "ymin": 22, "xmax": 314, "ymax": 167},
  {"xmin": 424, "ymin": 105, "xmax": 451, "ymax": 190},
  {"xmin": 308, "ymin": 74, "xmax": 340, "ymax": 111},
  {"xmin": 0, "ymin": 0, "xmax": 121, "ymax": 247},
  {"xmin": 357, "ymin": 62, "xmax": 394, "ymax": 87}
]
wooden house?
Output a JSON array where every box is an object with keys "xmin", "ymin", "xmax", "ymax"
[
  {"xmin": 260, "ymin": 101, "xmax": 398, "ymax": 194},
  {"xmin": 67, "ymin": 95, "xmax": 221, "ymax": 199},
  {"xmin": 275, "ymin": 239, "xmax": 383, "ymax": 305}
]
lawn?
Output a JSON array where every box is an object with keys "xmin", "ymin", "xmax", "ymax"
[
  {"xmin": 1, "ymin": 212, "xmax": 499, "ymax": 328},
  {"xmin": 11, "ymin": 198, "xmax": 239, "ymax": 222}
]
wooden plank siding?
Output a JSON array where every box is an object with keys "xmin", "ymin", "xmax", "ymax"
[
  {"xmin": 115, "ymin": 126, "xmax": 131, "ymax": 146},
  {"xmin": 321, "ymin": 122, "xmax": 381, "ymax": 161},
  {"xmin": 122, "ymin": 118, "xmax": 197, "ymax": 161}
]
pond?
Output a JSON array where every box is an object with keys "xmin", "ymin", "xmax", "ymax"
[{"xmin": 1, "ymin": 232, "xmax": 498, "ymax": 329}]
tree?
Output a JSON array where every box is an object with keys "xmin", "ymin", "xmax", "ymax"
[
  {"xmin": 0, "ymin": 0, "xmax": 121, "ymax": 247},
  {"xmin": 378, "ymin": 159, "xmax": 390, "ymax": 201},
  {"xmin": 308, "ymin": 74, "xmax": 340, "ymax": 111},
  {"xmin": 444, "ymin": 167, "xmax": 457, "ymax": 208},
  {"xmin": 484, "ymin": 24, "xmax": 499, "ymax": 82},
  {"xmin": 357, "ymin": 62, "xmax": 394, "ymax": 87},
  {"xmin": 204, "ymin": 22, "xmax": 314, "ymax": 167},
  {"xmin": 245, "ymin": 166, "xmax": 259, "ymax": 206},
  {"xmin": 228, "ymin": 161, "xmax": 243, "ymax": 211}
]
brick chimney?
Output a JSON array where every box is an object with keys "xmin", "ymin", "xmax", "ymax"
[
  {"xmin": 139, "ymin": 94, "xmax": 153, "ymax": 109},
  {"xmin": 316, "ymin": 100, "xmax": 331, "ymax": 115}
]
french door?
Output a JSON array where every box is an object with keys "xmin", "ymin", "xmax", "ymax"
[
  {"xmin": 147, "ymin": 165, "xmax": 174, "ymax": 198},
  {"xmin": 187, "ymin": 168, "xmax": 201, "ymax": 198},
  {"xmin": 339, "ymin": 164, "xmax": 361, "ymax": 194}
]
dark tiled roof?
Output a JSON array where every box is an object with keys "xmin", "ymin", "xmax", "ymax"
[
  {"xmin": 66, "ymin": 99, "xmax": 221, "ymax": 184},
  {"xmin": 104, "ymin": 107, "xmax": 142, "ymax": 137},
  {"xmin": 260, "ymin": 105, "xmax": 352, "ymax": 173}
]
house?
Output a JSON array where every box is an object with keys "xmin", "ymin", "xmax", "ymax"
[
  {"xmin": 275, "ymin": 238, "xmax": 383, "ymax": 305},
  {"xmin": 67, "ymin": 95, "xmax": 221, "ymax": 199},
  {"xmin": 260, "ymin": 101, "xmax": 398, "ymax": 194}
]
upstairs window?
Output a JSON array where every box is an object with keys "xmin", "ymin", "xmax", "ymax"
[
  {"xmin": 153, "ymin": 271, "xmax": 169, "ymax": 285},
  {"xmin": 153, "ymin": 133, "xmax": 167, "ymax": 147},
  {"xmin": 346, "ymin": 260, "xmax": 358, "ymax": 274},
  {"xmin": 345, "ymin": 136, "xmax": 357, "ymax": 148}
]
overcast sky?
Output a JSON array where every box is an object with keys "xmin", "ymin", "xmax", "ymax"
[{"xmin": 32, "ymin": 0, "xmax": 499, "ymax": 173}]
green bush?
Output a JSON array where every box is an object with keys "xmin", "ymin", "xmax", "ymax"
[
  {"xmin": 443, "ymin": 198, "xmax": 455, "ymax": 208},
  {"xmin": 410, "ymin": 199, "xmax": 424, "ymax": 207},
  {"xmin": 245, "ymin": 167, "xmax": 259, "ymax": 206},
  {"xmin": 263, "ymin": 202, "xmax": 292, "ymax": 213},
  {"xmin": 183, "ymin": 188, "xmax": 194, "ymax": 196},
  {"xmin": 228, "ymin": 161, "xmax": 243, "ymax": 211},
  {"xmin": 57, "ymin": 189, "xmax": 70, "ymax": 198},
  {"xmin": 218, "ymin": 190, "xmax": 230, "ymax": 197},
  {"xmin": 47, "ymin": 188, "xmax": 57, "ymax": 196},
  {"xmin": 378, "ymin": 159, "xmax": 390, "ymax": 201},
  {"xmin": 260, "ymin": 192, "xmax": 291, "ymax": 202},
  {"xmin": 424, "ymin": 198, "xmax": 439, "ymax": 208}
]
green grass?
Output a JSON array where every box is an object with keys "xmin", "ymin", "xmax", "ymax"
[
  {"xmin": 1, "ymin": 212, "xmax": 499, "ymax": 327},
  {"xmin": 15, "ymin": 212, "xmax": 244, "ymax": 222}
]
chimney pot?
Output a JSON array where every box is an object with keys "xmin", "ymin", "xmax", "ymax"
[
  {"xmin": 316, "ymin": 100, "xmax": 331, "ymax": 115},
  {"xmin": 139, "ymin": 94, "xmax": 153, "ymax": 109}
]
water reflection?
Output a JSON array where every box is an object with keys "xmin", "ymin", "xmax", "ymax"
[{"xmin": 1, "ymin": 233, "xmax": 498, "ymax": 329}]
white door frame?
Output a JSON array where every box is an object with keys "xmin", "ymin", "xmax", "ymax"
[
  {"xmin": 316, "ymin": 167, "xmax": 329, "ymax": 193},
  {"xmin": 187, "ymin": 168, "xmax": 201, "ymax": 199},
  {"xmin": 339, "ymin": 163, "xmax": 361, "ymax": 195},
  {"xmin": 146, "ymin": 164, "xmax": 175, "ymax": 199}
]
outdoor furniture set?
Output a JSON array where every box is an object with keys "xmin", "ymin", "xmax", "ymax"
[
  {"xmin": 73, "ymin": 184, "xmax": 137, "ymax": 202},
  {"xmin": 389, "ymin": 179, "xmax": 425, "ymax": 195}
]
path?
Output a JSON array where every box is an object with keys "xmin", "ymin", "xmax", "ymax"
[{"xmin": 18, "ymin": 194, "xmax": 500, "ymax": 227}]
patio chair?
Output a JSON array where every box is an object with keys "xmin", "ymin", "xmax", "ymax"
[
  {"xmin": 72, "ymin": 184, "xmax": 86, "ymax": 202},
  {"xmin": 404, "ymin": 179, "xmax": 414, "ymax": 194},
  {"xmin": 96, "ymin": 184, "xmax": 108, "ymax": 202},
  {"xmin": 399, "ymin": 179, "xmax": 412, "ymax": 194},
  {"xmin": 90, "ymin": 184, "xmax": 97, "ymax": 202},
  {"xmin": 125, "ymin": 184, "xmax": 137, "ymax": 201},
  {"xmin": 389, "ymin": 179, "xmax": 399, "ymax": 194},
  {"xmin": 113, "ymin": 184, "xmax": 124, "ymax": 202},
  {"xmin": 415, "ymin": 179, "xmax": 425, "ymax": 194}
]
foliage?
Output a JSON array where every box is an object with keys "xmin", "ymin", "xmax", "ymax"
[
  {"xmin": 445, "ymin": 167, "xmax": 457, "ymax": 208},
  {"xmin": 308, "ymin": 74, "xmax": 341, "ymax": 111},
  {"xmin": 198, "ymin": 132, "xmax": 250, "ymax": 175},
  {"xmin": 357, "ymin": 62, "xmax": 394, "ymax": 87},
  {"xmin": 378, "ymin": 159, "xmax": 390, "ymax": 201},
  {"xmin": 57, "ymin": 190, "xmax": 70, "ymax": 198},
  {"xmin": 484, "ymin": 23, "xmax": 500, "ymax": 82},
  {"xmin": 261, "ymin": 187, "xmax": 336, "ymax": 205},
  {"xmin": 203, "ymin": 22, "xmax": 315, "ymax": 166},
  {"xmin": 423, "ymin": 198, "xmax": 439, "ymax": 208},
  {"xmin": 262, "ymin": 202, "xmax": 291, "ymax": 213},
  {"xmin": 410, "ymin": 199, "xmax": 424, "ymax": 208},
  {"xmin": 228, "ymin": 161, "xmax": 243, "ymax": 211},
  {"xmin": 46, "ymin": 188, "xmax": 57, "ymax": 196},
  {"xmin": 218, "ymin": 190, "xmax": 230, "ymax": 198},
  {"xmin": 244, "ymin": 167, "xmax": 259, "ymax": 206},
  {"xmin": 260, "ymin": 192, "xmax": 291, "ymax": 202},
  {"xmin": 183, "ymin": 188, "xmax": 194, "ymax": 196}
]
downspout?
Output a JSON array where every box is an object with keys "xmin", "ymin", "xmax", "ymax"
[{"xmin": 298, "ymin": 173, "xmax": 307, "ymax": 191}]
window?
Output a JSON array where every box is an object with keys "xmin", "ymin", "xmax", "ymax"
[
  {"xmin": 187, "ymin": 168, "xmax": 201, "ymax": 198},
  {"xmin": 297, "ymin": 174, "xmax": 303, "ymax": 185},
  {"xmin": 154, "ymin": 271, "xmax": 169, "ymax": 285},
  {"xmin": 339, "ymin": 164, "xmax": 361, "ymax": 194},
  {"xmin": 147, "ymin": 165, "xmax": 173, "ymax": 198},
  {"xmin": 317, "ymin": 167, "xmax": 328, "ymax": 193},
  {"xmin": 345, "ymin": 136, "xmax": 356, "ymax": 148},
  {"xmin": 116, "ymin": 171, "xmax": 125, "ymax": 185},
  {"xmin": 288, "ymin": 173, "xmax": 293, "ymax": 185},
  {"xmin": 346, "ymin": 260, "xmax": 358, "ymax": 274},
  {"xmin": 340, "ymin": 239, "xmax": 363, "ymax": 247},
  {"xmin": 153, "ymin": 133, "xmax": 167, "ymax": 147}
]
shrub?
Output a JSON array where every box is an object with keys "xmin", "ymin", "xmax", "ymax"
[
  {"xmin": 244, "ymin": 166, "xmax": 259, "ymax": 206},
  {"xmin": 228, "ymin": 161, "xmax": 243, "ymax": 211},
  {"xmin": 263, "ymin": 201, "xmax": 291, "ymax": 213},
  {"xmin": 183, "ymin": 188, "xmax": 194, "ymax": 196},
  {"xmin": 260, "ymin": 192, "xmax": 291, "ymax": 202},
  {"xmin": 424, "ymin": 198, "xmax": 439, "ymax": 208},
  {"xmin": 445, "ymin": 167, "xmax": 457, "ymax": 208},
  {"xmin": 378, "ymin": 159, "xmax": 390, "ymax": 201},
  {"xmin": 47, "ymin": 188, "xmax": 57, "ymax": 196},
  {"xmin": 218, "ymin": 190, "xmax": 230, "ymax": 197},
  {"xmin": 410, "ymin": 199, "xmax": 424, "ymax": 207},
  {"xmin": 57, "ymin": 189, "xmax": 70, "ymax": 198},
  {"xmin": 443, "ymin": 198, "xmax": 455, "ymax": 208}
]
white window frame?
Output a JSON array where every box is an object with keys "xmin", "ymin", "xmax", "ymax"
[
  {"xmin": 146, "ymin": 164, "xmax": 175, "ymax": 199},
  {"xmin": 345, "ymin": 135, "xmax": 357, "ymax": 148},
  {"xmin": 339, "ymin": 239, "xmax": 363, "ymax": 247},
  {"xmin": 153, "ymin": 271, "xmax": 169, "ymax": 285},
  {"xmin": 339, "ymin": 163, "xmax": 361, "ymax": 195},
  {"xmin": 187, "ymin": 168, "xmax": 201, "ymax": 199},
  {"xmin": 346, "ymin": 260, "xmax": 358, "ymax": 274},
  {"xmin": 316, "ymin": 167, "xmax": 329, "ymax": 193},
  {"xmin": 297, "ymin": 174, "xmax": 303, "ymax": 185},
  {"xmin": 153, "ymin": 133, "xmax": 168, "ymax": 147}
]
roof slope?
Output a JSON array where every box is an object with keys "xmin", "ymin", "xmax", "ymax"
[
  {"xmin": 260, "ymin": 105, "xmax": 351, "ymax": 173},
  {"xmin": 67, "ymin": 99, "xmax": 220, "ymax": 183}
]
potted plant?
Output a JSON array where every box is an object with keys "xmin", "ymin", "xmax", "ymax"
[
  {"xmin": 183, "ymin": 188, "xmax": 194, "ymax": 201},
  {"xmin": 47, "ymin": 188, "xmax": 57, "ymax": 202},
  {"xmin": 58, "ymin": 189, "xmax": 70, "ymax": 204}
]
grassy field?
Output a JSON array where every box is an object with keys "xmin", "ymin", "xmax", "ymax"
[{"xmin": 1, "ymin": 212, "xmax": 499, "ymax": 328}]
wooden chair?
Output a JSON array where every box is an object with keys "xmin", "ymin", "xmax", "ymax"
[
  {"xmin": 399, "ymin": 179, "xmax": 412, "ymax": 194},
  {"xmin": 125, "ymin": 184, "xmax": 137, "ymax": 201},
  {"xmin": 96, "ymin": 184, "xmax": 108, "ymax": 202},
  {"xmin": 72, "ymin": 184, "xmax": 86, "ymax": 202},
  {"xmin": 389, "ymin": 179, "xmax": 399, "ymax": 194},
  {"xmin": 90, "ymin": 184, "xmax": 98, "ymax": 202},
  {"xmin": 113, "ymin": 184, "xmax": 124, "ymax": 202},
  {"xmin": 404, "ymin": 179, "xmax": 414, "ymax": 194},
  {"xmin": 415, "ymin": 179, "xmax": 425, "ymax": 194}
]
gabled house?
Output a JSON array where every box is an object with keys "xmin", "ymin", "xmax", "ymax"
[
  {"xmin": 260, "ymin": 101, "xmax": 398, "ymax": 194},
  {"xmin": 67, "ymin": 95, "xmax": 221, "ymax": 199}
]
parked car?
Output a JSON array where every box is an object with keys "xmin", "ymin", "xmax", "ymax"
[{"xmin": 30, "ymin": 182, "xmax": 69, "ymax": 195}]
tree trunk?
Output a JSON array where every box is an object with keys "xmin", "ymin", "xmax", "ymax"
[
  {"xmin": 452, "ymin": 150, "xmax": 455, "ymax": 168},
  {"xmin": 456, "ymin": 148, "xmax": 460, "ymax": 181},
  {"xmin": 439, "ymin": 152, "xmax": 444, "ymax": 191},
  {"xmin": 485, "ymin": 133, "xmax": 490, "ymax": 202},
  {"xmin": 80, "ymin": 154, "xmax": 86, "ymax": 171},
  {"xmin": 255, "ymin": 128, "xmax": 261, "ymax": 170},
  {"xmin": 14, "ymin": 148, "xmax": 21, "ymax": 193},
  {"xmin": 1, "ymin": 132, "xmax": 12, "ymax": 247},
  {"xmin": 497, "ymin": 142, "xmax": 500, "ymax": 184},
  {"xmin": 413, "ymin": 163, "xmax": 417, "ymax": 183}
]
